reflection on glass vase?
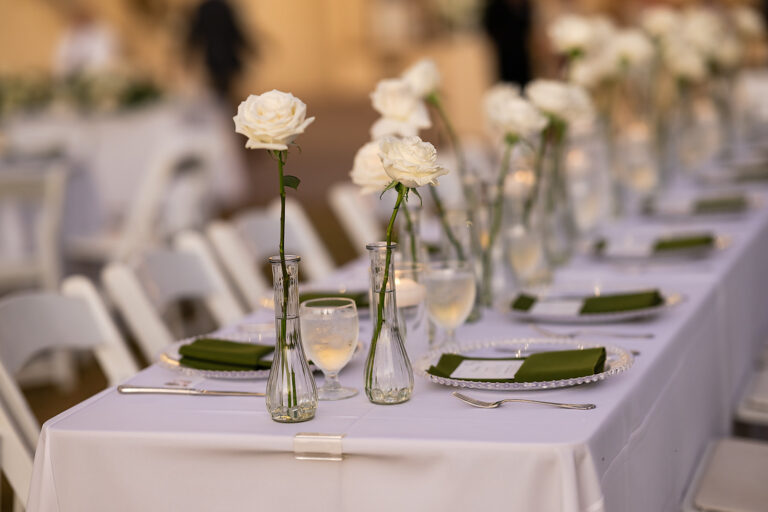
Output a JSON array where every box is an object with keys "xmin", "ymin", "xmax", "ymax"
[
  {"xmin": 364, "ymin": 242, "xmax": 413, "ymax": 405},
  {"xmin": 265, "ymin": 255, "xmax": 317, "ymax": 423},
  {"xmin": 440, "ymin": 209, "xmax": 483, "ymax": 319},
  {"xmin": 394, "ymin": 261, "xmax": 427, "ymax": 353}
]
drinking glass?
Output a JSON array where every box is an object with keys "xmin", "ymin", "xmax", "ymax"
[
  {"xmin": 299, "ymin": 298, "xmax": 359, "ymax": 400},
  {"xmin": 423, "ymin": 261, "xmax": 476, "ymax": 346}
]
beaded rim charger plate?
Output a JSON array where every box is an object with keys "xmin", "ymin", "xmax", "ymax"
[{"xmin": 415, "ymin": 338, "xmax": 634, "ymax": 391}]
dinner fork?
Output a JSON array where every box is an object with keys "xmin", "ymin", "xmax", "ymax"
[
  {"xmin": 452, "ymin": 392, "xmax": 596, "ymax": 410},
  {"xmin": 531, "ymin": 323, "xmax": 654, "ymax": 340}
]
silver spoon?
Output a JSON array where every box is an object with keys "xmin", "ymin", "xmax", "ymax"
[{"xmin": 452, "ymin": 391, "xmax": 596, "ymax": 410}]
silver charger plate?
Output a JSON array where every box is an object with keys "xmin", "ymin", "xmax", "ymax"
[
  {"xmin": 508, "ymin": 292, "xmax": 683, "ymax": 324},
  {"xmin": 415, "ymin": 338, "xmax": 633, "ymax": 391}
]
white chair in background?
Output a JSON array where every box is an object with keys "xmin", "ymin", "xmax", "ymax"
[
  {"xmin": 328, "ymin": 182, "xmax": 383, "ymax": 257},
  {"xmin": 67, "ymin": 140, "xmax": 214, "ymax": 264},
  {"xmin": 207, "ymin": 198, "xmax": 335, "ymax": 311},
  {"xmin": 734, "ymin": 367, "xmax": 768, "ymax": 428},
  {"xmin": 681, "ymin": 438, "xmax": 768, "ymax": 511},
  {"xmin": 102, "ymin": 246, "xmax": 244, "ymax": 361},
  {"xmin": 0, "ymin": 399, "xmax": 33, "ymax": 512},
  {"xmin": 0, "ymin": 168, "xmax": 66, "ymax": 293},
  {"xmin": 206, "ymin": 220, "xmax": 268, "ymax": 312}
]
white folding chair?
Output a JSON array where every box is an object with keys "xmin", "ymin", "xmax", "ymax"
[
  {"xmin": 0, "ymin": 276, "xmax": 138, "ymax": 447},
  {"xmin": 242, "ymin": 198, "xmax": 335, "ymax": 281},
  {"xmin": 682, "ymin": 438, "xmax": 768, "ymax": 511},
  {"xmin": 206, "ymin": 220, "xmax": 268, "ymax": 312},
  {"xmin": 67, "ymin": 141, "xmax": 214, "ymax": 264},
  {"xmin": 102, "ymin": 246, "xmax": 245, "ymax": 361},
  {"xmin": 328, "ymin": 182, "xmax": 383, "ymax": 257},
  {"xmin": 0, "ymin": 399, "xmax": 33, "ymax": 512},
  {"xmin": 0, "ymin": 168, "xmax": 65, "ymax": 293}
]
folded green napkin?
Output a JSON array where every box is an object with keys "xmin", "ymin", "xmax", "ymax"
[
  {"xmin": 178, "ymin": 337, "xmax": 274, "ymax": 371},
  {"xmin": 511, "ymin": 290, "xmax": 664, "ymax": 314},
  {"xmin": 426, "ymin": 348, "xmax": 606, "ymax": 383},
  {"xmin": 693, "ymin": 195, "xmax": 748, "ymax": 214},
  {"xmin": 653, "ymin": 234, "xmax": 715, "ymax": 252},
  {"xmin": 299, "ymin": 291, "xmax": 369, "ymax": 309}
]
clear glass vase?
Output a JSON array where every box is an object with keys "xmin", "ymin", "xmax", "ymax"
[
  {"xmin": 266, "ymin": 255, "xmax": 317, "ymax": 422},
  {"xmin": 397, "ymin": 202, "xmax": 428, "ymax": 265},
  {"xmin": 364, "ymin": 242, "xmax": 413, "ymax": 405},
  {"xmin": 504, "ymin": 210, "xmax": 551, "ymax": 289},
  {"xmin": 540, "ymin": 144, "xmax": 578, "ymax": 267}
]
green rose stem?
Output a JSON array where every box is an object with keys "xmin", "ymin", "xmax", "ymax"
[
  {"xmin": 273, "ymin": 149, "xmax": 296, "ymax": 408},
  {"xmin": 401, "ymin": 202, "xmax": 418, "ymax": 263},
  {"xmin": 481, "ymin": 134, "xmax": 516, "ymax": 306},
  {"xmin": 426, "ymin": 91, "xmax": 470, "ymax": 262},
  {"xmin": 365, "ymin": 182, "xmax": 406, "ymax": 391}
]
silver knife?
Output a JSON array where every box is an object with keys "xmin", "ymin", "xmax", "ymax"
[{"xmin": 117, "ymin": 385, "xmax": 265, "ymax": 397}]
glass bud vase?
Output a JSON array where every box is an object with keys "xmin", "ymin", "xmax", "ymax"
[
  {"xmin": 266, "ymin": 255, "xmax": 317, "ymax": 423},
  {"xmin": 397, "ymin": 202, "xmax": 428, "ymax": 265},
  {"xmin": 540, "ymin": 147, "xmax": 577, "ymax": 267},
  {"xmin": 364, "ymin": 242, "xmax": 413, "ymax": 405}
]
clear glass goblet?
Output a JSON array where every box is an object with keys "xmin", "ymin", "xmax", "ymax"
[
  {"xmin": 299, "ymin": 298, "xmax": 359, "ymax": 400},
  {"xmin": 423, "ymin": 261, "xmax": 476, "ymax": 347}
]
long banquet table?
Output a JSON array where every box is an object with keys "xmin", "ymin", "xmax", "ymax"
[{"xmin": 26, "ymin": 184, "xmax": 768, "ymax": 512}]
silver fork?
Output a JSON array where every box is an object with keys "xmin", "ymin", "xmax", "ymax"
[
  {"xmin": 531, "ymin": 323, "xmax": 654, "ymax": 340},
  {"xmin": 452, "ymin": 391, "xmax": 596, "ymax": 410}
]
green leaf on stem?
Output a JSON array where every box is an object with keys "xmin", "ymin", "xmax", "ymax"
[
  {"xmin": 410, "ymin": 187, "xmax": 423, "ymax": 206},
  {"xmin": 379, "ymin": 180, "xmax": 399, "ymax": 199},
  {"xmin": 284, "ymin": 175, "xmax": 300, "ymax": 190}
]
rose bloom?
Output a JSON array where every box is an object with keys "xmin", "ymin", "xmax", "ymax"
[
  {"xmin": 732, "ymin": 6, "xmax": 766, "ymax": 40},
  {"xmin": 379, "ymin": 135, "xmax": 448, "ymax": 188},
  {"xmin": 663, "ymin": 36, "xmax": 708, "ymax": 83},
  {"xmin": 401, "ymin": 58, "xmax": 441, "ymax": 98},
  {"xmin": 610, "ymin": 29, "xmax": 655, "ymax": 69},
  {"xmin": 525, "ymin": 79, "xmax": 594, "ymax": 125},
  {"xmin": 370, "ymin": 78, "xmax": 431, "ymax": 139},
  {"xmin": 485, "ymin": 93, "xmax": 546, "ymax": 140},
  {"xmin": 350, "ymin": 141, "xmax": 391, "ymax": 194},
  {"xmin": 640, "ymin": 6, "xmax": 679, "ymax": 40},
  {"xmin": 548, "ymin": 14, "xmax": 595, "ymax": 55},
  {"xmin": 233, "ymin": 90, "xmax": 314, "ymax": 150},
  {"xmin": 569, "ymin": 53, "xmax": 615, "ymax": 89}
]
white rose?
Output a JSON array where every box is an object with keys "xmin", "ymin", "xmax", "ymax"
[
  {"xmin": 714, "ymin": 36, "xmax": 743, "ymax": 71},
  {"xmin": 350, "ymin": 141, "xmax": 391, "ymax": 194},
  {"xmin": 640, "ymin": 6, "xmax": 679, "ymax": 40},
  {"xmin": 733, "ymin": 6, "xmax": 766, "ymax": 40},
  {"xmin": 590, "ymin": 15, "xmax": 617, "ymax": 46},
  {"xmin": 483, "ymin": 82, "xmax": 520, "ymax": 119},
  {"xmin": 370, "ymin": 78, "xmax": 431, "ymax": 139},
  {"xmin": 663, "ymin": 36, "xmax": 707, "ymax": 83},
  {"xmin": 569, "ymin": 53, "xmax": 615, "ymax": 89},
  {"xmin": 379, "ymin": 135, "xmax": 449, "ymax": 188},
  {"xmin": 525, "ymin": 79, "xmax": 593, "ymax": 124},
  {"xmin": 681, "ymin": 7, "xmax": 723, "ymax": 59},
  {"xmin": 610, "ymin": 29, "xmax": 655, "ymax": 69},
  {"xmin": 548, "ymin": 14, "xmax": 595, "ymax": 55},
  {"xmin": 233, "ymin": 90, "xmax": 315, "ymax": 150},
  {"xmin": 485, "ymin": 94, "xmax": 547, "ymax": 140},
  {"xmin": 401, "ymin": 58, "xmax": 441, "ymax": 98}
]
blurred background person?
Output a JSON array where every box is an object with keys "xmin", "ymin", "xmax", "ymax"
[
  {"xmin": 482, "ymin": 0, "xmax": 533, "ymax": 85},
  {"xmin": 185, "ymin": 0, "xmax": 255, "ymax": 106}
]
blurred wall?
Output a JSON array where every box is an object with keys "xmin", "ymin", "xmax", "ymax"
[{"xmin": 0, "ymin": 0, "xmax": 499, "ymax": 135}]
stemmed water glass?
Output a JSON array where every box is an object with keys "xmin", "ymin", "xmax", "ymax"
[
  {"xmin": 299, "ymin": 298, "xmax": 359, "ymax": 400},
  {"xmin": 423, "ymin": 261, "xmax": 476, "ymax": 347}
]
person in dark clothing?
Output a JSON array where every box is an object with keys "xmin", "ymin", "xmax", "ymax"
[
  {"xmin": 482, "ymin": 0, "xmax": 532, "ymax": 86},
  {"xmin": 186, "ymin": 0, "xmax": 254, "ymax": 102}
]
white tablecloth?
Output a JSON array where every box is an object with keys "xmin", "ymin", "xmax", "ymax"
[{"xmin": 27, "ymin": 187, "xmax": 768, "ymax": 512}]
